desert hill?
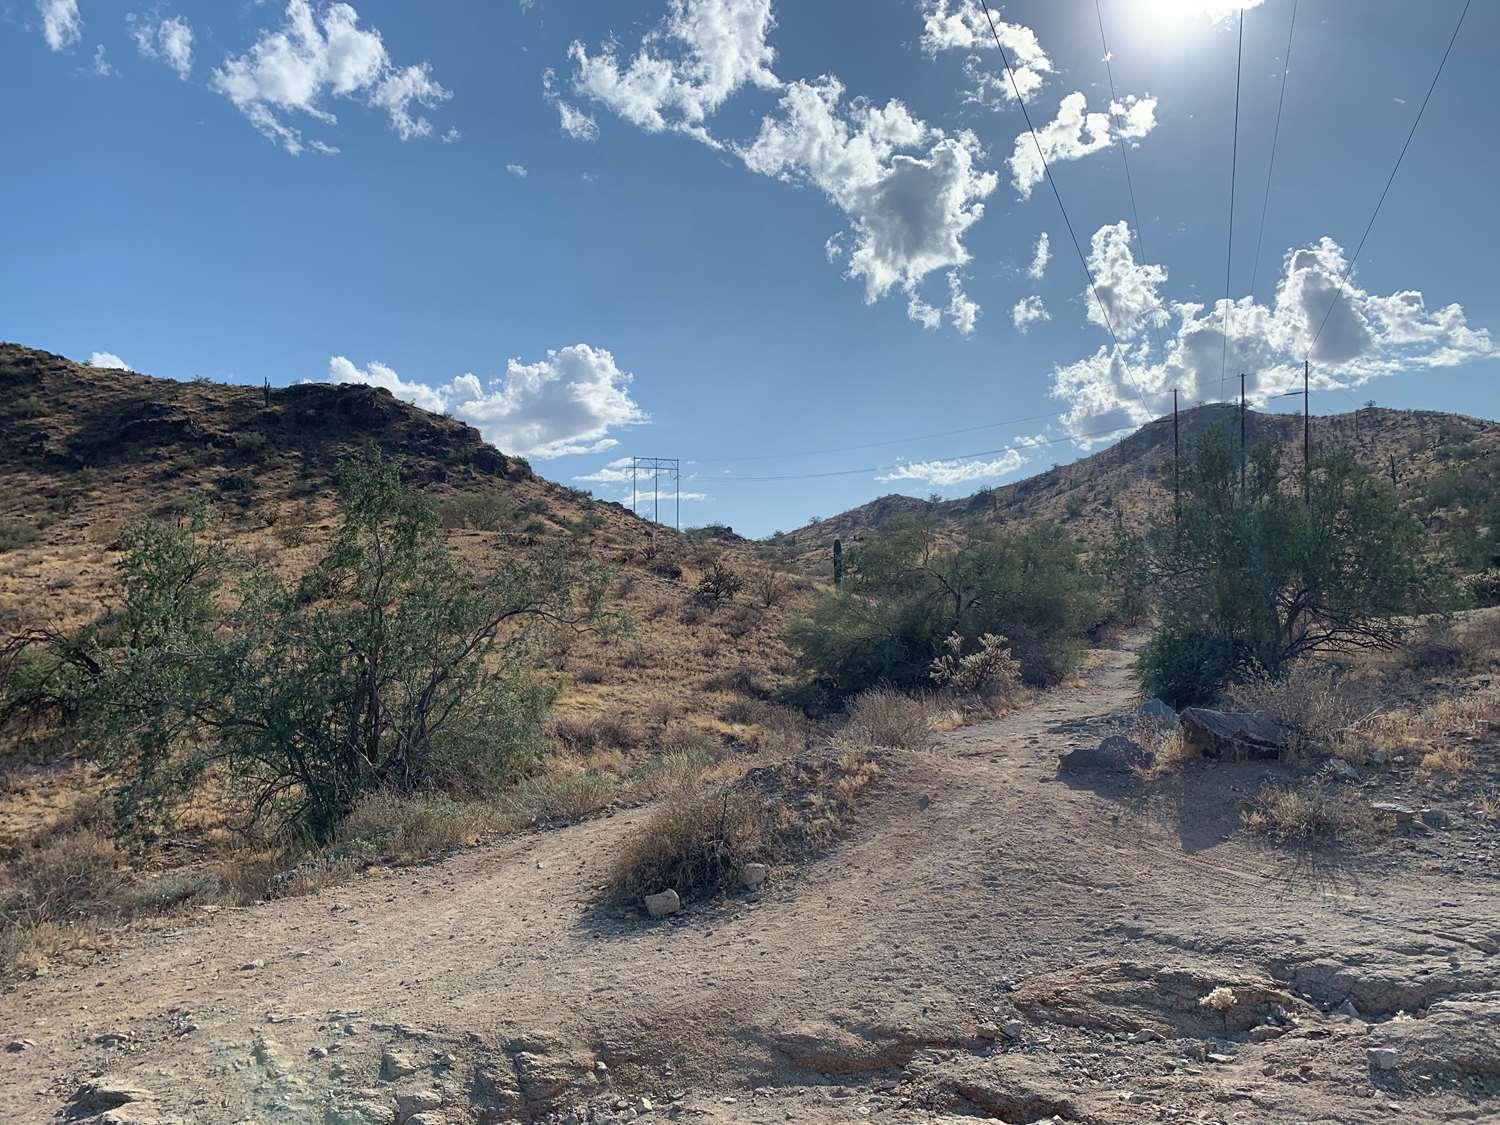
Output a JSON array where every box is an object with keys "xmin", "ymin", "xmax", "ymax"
[
  {"xmin": 0, "ymin": 344, "xmax": 811, "ymax": 838},
  {"xmin": 779, "ymin": 401, "xmax": 1500, "ymax": 566}
]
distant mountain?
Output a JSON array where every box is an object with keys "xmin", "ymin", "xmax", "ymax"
[{"xmin": 776, "ymin": 401, "xmax": 1500, "ymax": 565}]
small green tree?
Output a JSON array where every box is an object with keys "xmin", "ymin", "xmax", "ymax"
[
  {"xmin": 2, "ymin": 453, "xmax": 610, "ymax": 840},
  {"xmin": 788, "ymin": 518, "xmax": 1104, "ymax": 698},
  {"xmin": 1139, "ymin": 429, "xmax": 1454, "ymax": 707}
]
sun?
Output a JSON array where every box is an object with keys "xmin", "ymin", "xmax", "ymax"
[{"xmin": 1133, "ymin": 0, "xmax": 1263, "ymax": 37}]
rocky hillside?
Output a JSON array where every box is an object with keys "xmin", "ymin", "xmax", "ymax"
[
  {"xmin": 0, "ymin": 344, "xmax": 809, "ymax": 793},
  {"xmin": 777, "ymin": 401, "xmax": 1500, "ymax": 564}
]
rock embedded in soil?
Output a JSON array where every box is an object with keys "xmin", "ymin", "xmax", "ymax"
[
  {"xmin": 1178, "ymin": 709, "xmax": 1288, "ymax": 761},
  {"xmin": 740, "ymin": 863, "xmax": 768, "ymax": 889},
  {"xmin": 644, "ymin": 889, "xmax": 681, "ymax": 918}
]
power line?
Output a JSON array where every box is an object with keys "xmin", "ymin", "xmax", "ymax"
[
  {"xmin": 976, "ymin": 0, "xmax": 1157, "ymax": 425},
  {"xmin": 1247, "ymin": 0, "xmax": 1298, "ymax": 302},
  {"xmin": 1093, "ymin": 0, "xmax": 1169, "ymax": 364},
  {"xmin": 1307, "ymin": 0, "xmax": 1472, "ymax": 358},
  {"xmin": 689, "ymin": 408, "xmax": 1068, "ymax": 465},
  {"xmin": 1218, "ymin": 8, "xmax": 1245, "ymax": 400},
  {"xmin": 711, "ymin": 423, "xmax": 1140, "ymax": 484}
]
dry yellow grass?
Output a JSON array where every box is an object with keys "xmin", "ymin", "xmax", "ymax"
[{"xmin": 1242, "ymin": 782, "xmax": 1393, "ymax": 844}]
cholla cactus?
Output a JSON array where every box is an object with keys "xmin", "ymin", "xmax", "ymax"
[
  {"xmin": 929, "ymin": 633, "xmax": 1021, "ymax": 696},
  {"xmin": 1199, "ymin": 986, "xmax": 1236, "ymax": 1013}
]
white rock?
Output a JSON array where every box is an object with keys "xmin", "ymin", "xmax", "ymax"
[
  {"xmin": 1368, "ymin": 1046, "xmax": 1399, "ymax": 1070},
  {"xmin": 394, "ymin": 1088, "xmax": 442, "ymax": 1118},
  {"xmin": 644, "ymin": 889, "xmax": 681, "ymax": 918}
]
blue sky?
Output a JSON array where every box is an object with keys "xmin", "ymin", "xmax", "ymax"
[{"xmin": 2, "ymin": 0, "xmax": 1496, "ymax": 536}]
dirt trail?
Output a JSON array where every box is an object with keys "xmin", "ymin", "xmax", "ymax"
[{"xmin": 4, "ymin": 639, "xmax": 1498, "ymax": 1123}]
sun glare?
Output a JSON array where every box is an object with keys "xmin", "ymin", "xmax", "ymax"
[{"xmin": 1135, "ymin": 0, "xmax": 1263, "ymax": 36}]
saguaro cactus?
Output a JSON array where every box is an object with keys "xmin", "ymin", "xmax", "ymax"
[{"xmin": 832, "ymin": 538, "xmax": 844, "ymax": 588}]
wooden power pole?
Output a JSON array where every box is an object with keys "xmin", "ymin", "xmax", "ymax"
[
  {"xmin": 1302, "ymin": 360, "xmax": 1310, "ymax": 505},
  {"xmin": 1172, "ymin": 388, "xmax": 1180, "ymax": 527}
]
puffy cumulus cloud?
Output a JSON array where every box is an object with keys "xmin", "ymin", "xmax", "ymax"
[
  {"xmin": 211, "ymin": 1, "xmax": 451, "ymax": 155},
  {"xmin": 1009, "ymin": 92, "xmax": 1156, "ymax": 199},
  {"xmin": 327, "ymin": 346, "xmax": 648, "ymax": 459},
  {"xmin": 1083, "ymin": 220, "xmax": 1168, "ymax": 339},
  {"xmin": 742, "ymin": 76, "xmax": 996, "ymax": 332},
  {"xmin": 879, "ymin": 448, "xmax": 1026, "ymax": 487},
  {"xmin": 129, "ymin": 12, "xmax": 193, "ymax": 79},
  {"xmin": 1012, "ymin": 295, "xmax": 1048, "ymax": 333},
  {"xmin": 1027, "ymin": 231, "xmax": 1050, "ymax": 280},
  {"xmin": 38, "ymin": 0, "xmax": 81, "ymax": 50},
  {"xmin": 1049, "ymin": 227, "xmax": 1496, "ymax": 441},
  {"xmin": 566, "ymin": 0, "xmax": 779, "ymax": 145},
  {"xmin": 86, "ymin": 351, "xmax": 131, "ymax": 370},
  {"xmin": 918, "ymin": 1, "xmax": 1052, "ymax": 106}
]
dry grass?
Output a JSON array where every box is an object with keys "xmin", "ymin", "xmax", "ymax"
[
  {"xmin": 605, "ymin": 784, "xmax": 770, "ymax": 903},
  {"xmin": 1362, "ymin": 684, "xmax": 1497, "ymax": 775},
  {"xmin": 1242, "ymin": 781, "xmax": 1393, "ymax": 845},
  {"xmin": 1225, "ymin": 661, "xmax": 1379, "ymax": 761},
  {"xmin": 843, "ymin": 687, "xmax": 936, "ymax": 751},
  {"xmin": 1134, "ymin": 722, "xmax": 1198, "ymax": 778}
]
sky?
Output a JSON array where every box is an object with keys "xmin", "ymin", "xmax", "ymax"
[{"xmin": 2, "ymin": 0, "xmax": 1497, "ymax": 537}]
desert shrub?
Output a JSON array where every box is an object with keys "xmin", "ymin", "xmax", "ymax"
[
  {"xmin": 439, "ymin": 491, "xmax": 515, "ymax": 531},
  {"xmin": 0, "ymin": 830, "xmax": 126, "ymax": 926},
  {"xmin": 1140, "ymin": 432, "xmax": 1455, "ymax": 708},
  {"xmin": 1, "ymin": 452, "xmax": 610, "ymax": 841},
  {"xmin": 929, "ymin": 632, "xmax": 1021, "ymax": 697},
  {"xmin": 842, "ymin": 687, "xmax": 934, "ymax": 751},
  {"xmin": 1224, "ymin": 661, "xmax": 1378, "ymax": 759},
  {"xmin": 790, "ymin": 519, "xmax": 1102, "ymax": 698},
  {"xmin": 606, "ymin": 783, "xmax": 769, "ymax": 901},
  {"xmin": 751, "ymin": 569, "xmax": 789, "ymax": 609},
  {"xmin": 693, "ymin": 559, "xmax": 744, "ymax": 611},
  {"xmin": 336, "ymin": 790, "xmax": 484, "ymax": 864},
  {"xmin": 0, "ymin": 518, "xmax": 39, "ymax": 553},
  {"xmin": 1243, "ymin": 782, "xmax": 1392, "ymax": 844},
  {"xmin": 551, "ymin": 714, "xmax": 637, "ymax": 755},
  {"xmin": 502, "ymin": 772, "xmax": 618, "ymax": 824}
]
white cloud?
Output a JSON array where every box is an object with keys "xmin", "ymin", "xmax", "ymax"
[
  {"xmin": 918, "ymin": 1, "xmax": 1053, "ymax": 107},
  {"xmin": 327, "ymin": 345, "xmax": 648, "ymax": 459},
  {"xmin": 741, "ymin": 76, "xmax": 996, "ymax": 332},
  {"xmin": 879, "ymin": 448, "xmax": 1026, "ymax": 486},
  {"xmin": 566, "ymin": 0, "xmax": 780, "ymax": 145},
  {"xmin": 543, "ymin": 67, "xmax": 599, "ymax": 141},
  {"xmin": 506, "ymin": 163, "xmax": 528, "ymax": 178},
  {"xmin": 84, "ymin": 43, "xmax": 115, "ymax": 77},
  {"xmin": 129, "ymin": 13, "xmax": 194, "ymax": 79},
  {"xmin": 87, "ymin": 351, "xmax": 131, "ymax": 370},
  {"xmin": 1049, "ymin": 226, "xmax": 1497, "ymax": 440},
  {"xmin": 38, "ymin": 0, "xmax": 81, "ymax": 50},
  {"xmin": 1083, "ymin": 219, "xmax": 1168, "ymax": 338},
  {"xmin": 560, "ymin": 0, "xmax": 996, "ymax": 332},
  {"xmin": 211, "ymin": 1, "xmax": 451, "ymax": 155},
  {"xmin": 1012, "ymin": 295, "xmax": 1049, "ymax": 332},
  {"xmin": 1009, "ymin": 91, "xmax": 1157, "ymax": 199},
  {"xmin": 1027, "ymin": 230, "xmax": 1050, "ymax": 280}
]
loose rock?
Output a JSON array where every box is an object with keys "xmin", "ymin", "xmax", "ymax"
[
  {"xmin": 1178, "ymin": 709, "xmax": 1288, "ymax": 761},
  {"xmin": 644, "ymin": 889, "xmax": 681, "ymax": 918}
]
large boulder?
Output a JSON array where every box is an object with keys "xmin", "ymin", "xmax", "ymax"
[{"xmin": 1178, "ymin": 708, "xmax": 1288, "ymax": 761}]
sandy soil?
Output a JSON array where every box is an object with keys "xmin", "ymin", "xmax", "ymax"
[{"xmin": 4, "ymin": 638, "xmax": 1497, "ymax": 1124}]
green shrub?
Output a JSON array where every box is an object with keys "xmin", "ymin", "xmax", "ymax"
[
  {"xmin": 1, "ymin": 452, "xmax": 611, "ymax": 841},
  {"xmin": 1139, "ymin": 431, "xmax": 1455, "ymax": 707},
  {"xmin": 789, "ymin": 519, "xmax": 1102, "ymax": 698},
  {"xmin": 0, "ymin": 518, "xmax": 39, "ymax": 553}
]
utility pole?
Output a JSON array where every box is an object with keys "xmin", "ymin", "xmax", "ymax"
[
  {"xmin": 1303, "ymin": 360, "xmax": 1310, "ymax": 505},
  {"xmin": 1239, "ymin": 372, "xmax": 1247, "ymax": 494},
  {"xmin": 629, "ymin": 457, "xmax": 680, "ymax": 530},
  {"xmin": 1173, "ymin": 388, "xmax": 1180, "ymax": 528}
]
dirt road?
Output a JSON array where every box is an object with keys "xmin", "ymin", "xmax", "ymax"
[{"xmin": 4, "ymin": 639, "xmax": 1497, "ymax": 1123}]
